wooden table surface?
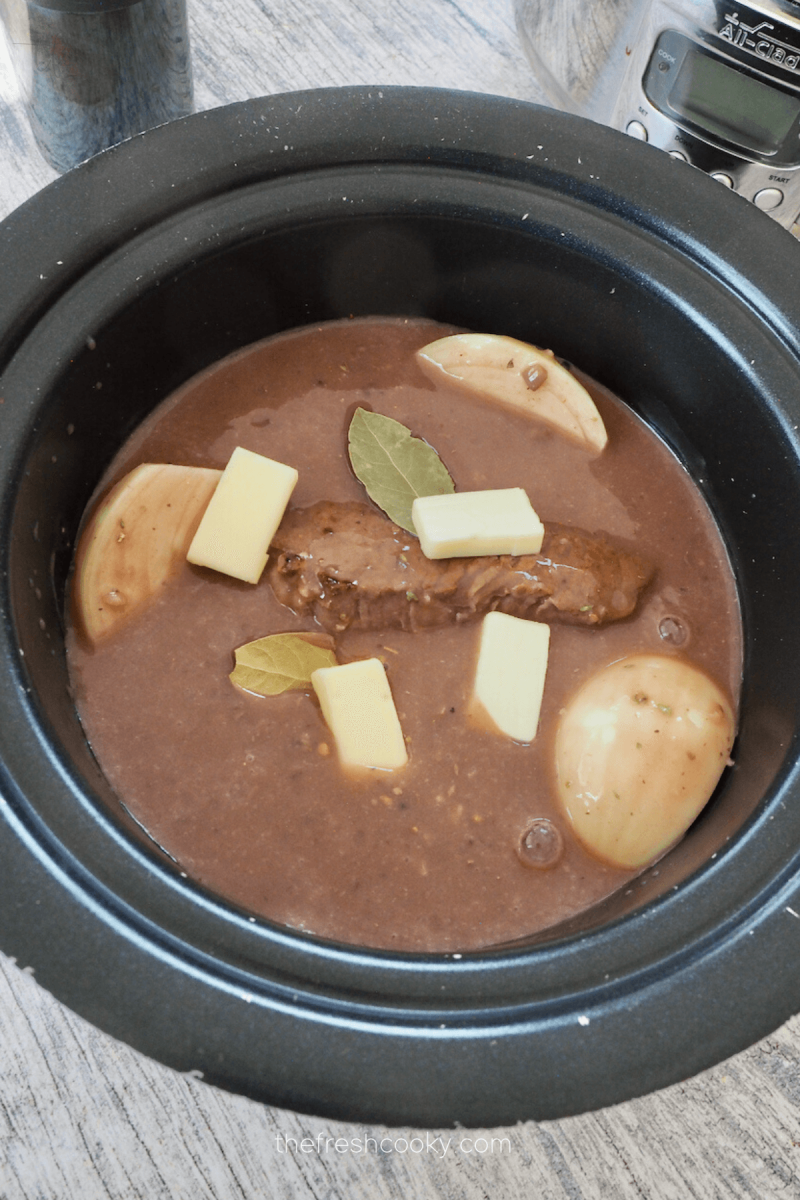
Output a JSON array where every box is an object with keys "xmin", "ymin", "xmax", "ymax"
[{"xmin": 2, "ymin": 1, "xmax": 800, "ymax": 1196}]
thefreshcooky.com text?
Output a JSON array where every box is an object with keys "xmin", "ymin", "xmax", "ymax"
[{"xmin": 275, "ymin": 1133, "xmax": 511, "ymax": 1159}]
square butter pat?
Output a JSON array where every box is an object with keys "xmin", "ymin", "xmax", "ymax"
[
  {"xmin": 470, "ymin": 612, "xmax": 550, "ymax": 743},
  {"xmin": 312, "ymin": 658, "xmax": 408, "ymax": 772},
  {"xmin": 187, "ymin": 446, "xmax": 298, "ymax": 583},
  {"xmin": 411, "ymin": 488, "xmax": 543, "ymax": 559}
]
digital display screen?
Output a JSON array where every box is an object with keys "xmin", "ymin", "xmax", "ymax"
[{"xmin": 668, "ymin": 47, "xmax": 800, "ymax": 154}]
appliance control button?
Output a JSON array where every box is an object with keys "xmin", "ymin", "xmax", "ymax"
[
  {"xmin": 710, "ymin": 172, "xmax": 734, "ymax": 188},
  {"xmin": 753, "ymin": 187, "xmax": 783, "ymax": 211},
  {"xmin": 626, "ymin": 120, "xmax": 648, "ymax": 142},
  {"xmin": 669, "ymin": 150, "xmax": 687, "ymax": 161}
]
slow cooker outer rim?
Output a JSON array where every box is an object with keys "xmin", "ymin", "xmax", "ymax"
[
  {"xmin": 2, "ymin": 87, "xmax": 800, "ymax": 1122},
  {"xmin": 2, "ymin": 86, "xmax": 800, "ymax": 370}
]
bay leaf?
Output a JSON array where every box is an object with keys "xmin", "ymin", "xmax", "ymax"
[
  {"xmin": 347, "ymin": 407, "xmax": 455, "ymax": 533},
  {"xmin": 230, "ymin": 631, "xmax": 337, "ymax": 697}
]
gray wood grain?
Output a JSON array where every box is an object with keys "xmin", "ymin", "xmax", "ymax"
[{"xmin": 2, "ymin": 1, "xmax": 800, "ymax": 1197}]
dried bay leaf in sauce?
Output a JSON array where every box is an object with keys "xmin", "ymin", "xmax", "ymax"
[
  {"xmin": 230, "ymin": 632, "xmax": 337, "ymax": 696},
  {"xmin": 347, "ymin": 407, "xmax": 454, "ymax": 533}
]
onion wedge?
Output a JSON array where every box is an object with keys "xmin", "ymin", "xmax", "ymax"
[
  {"xmin": 73, "ymin": 463, "xmax": 221, "ymax": 645},
  {"xmin": 416, "ymin": 333, "xmax": 608, "ymax": 454}
]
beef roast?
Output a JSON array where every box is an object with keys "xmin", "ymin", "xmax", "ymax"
[{"xmin": 269, "ymin": 501, "xmax": 653, "ymax": 633}]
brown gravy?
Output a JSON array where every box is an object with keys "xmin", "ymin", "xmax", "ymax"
[{"xmin": 66, "ymin": 318, "xmax": 742, "ymax": 952}]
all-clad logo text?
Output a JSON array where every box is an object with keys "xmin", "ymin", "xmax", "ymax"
[{"xmin": 718, "ymin": 11, "xmax": 800, "ymax": 73}]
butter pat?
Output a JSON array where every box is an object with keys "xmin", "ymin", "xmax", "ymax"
[
  {"xmin": 411, "ymin": 488, "xmax": 544, "ymax": 559},
  {"xmin": 470, "ymin": 612, "xmax": 550, "ymax": 743},
  {"xmin": 312, "ymin": 658, "xmax": 408, "ymax": 772},
  {"xmin": 187, "ymin": 446, "xmax": 298, "ymax": 583}
]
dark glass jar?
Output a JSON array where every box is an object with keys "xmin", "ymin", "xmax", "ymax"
[{"xmin": 1, "ymin": 0, "xmax": 193, "ymax": 171}]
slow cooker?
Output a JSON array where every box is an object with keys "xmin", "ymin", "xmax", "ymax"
[{"xmin": 1, "ymin": 87, "xmax": 800, "ymax": 1125}]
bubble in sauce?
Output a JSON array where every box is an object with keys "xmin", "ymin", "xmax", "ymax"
[
  {"xmin": 517, "ymin": 818, "xmax": 564, "ymax": 869},
  {"xmin": 658, "ymin": 615, "xmax": 687, "ymax": 646}
]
